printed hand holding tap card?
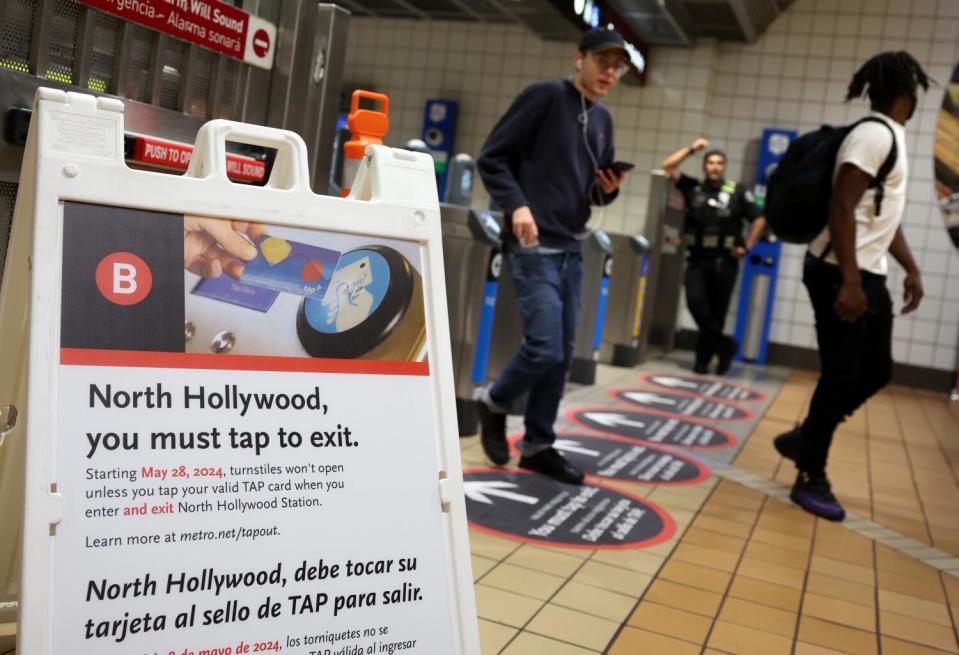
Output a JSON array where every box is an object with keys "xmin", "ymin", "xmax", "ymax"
[{"xmin": 239, "ymin": 235, "xmax": 342, "ymax": 299}]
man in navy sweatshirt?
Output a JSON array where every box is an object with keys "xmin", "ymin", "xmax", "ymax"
[{"xmin": 475, "ymin": 27, "xmax": 628, "ymax": 484}]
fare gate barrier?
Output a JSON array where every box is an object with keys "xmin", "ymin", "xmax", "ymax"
[
  {"xmin": 735, "ymin": 240, "xmax": 781, "ymax": 363},
  {"xmin": 0, "ymin": 0, "xmax": 351, "ymax": 631},
  {"xmin": 440, "ymin": 205, "xmax": 502, "ymax": 436},
  {"xmin": 600, "ymin": 233, "xmax": 652, "ymax": 367},
  {"xmin": 644, "ymin": 171, "xmax": 688, "ymax": 353},
  {"xmin": 733, "ymin": 127, "xmax": 793, "ymax": 365},
  {"xmin": 484, "ymin": 248, "xmax": 523, "ymax": 416},
  {"xmin": 569, "ymin": 230, "xmax": 614, "ymax": 385}
]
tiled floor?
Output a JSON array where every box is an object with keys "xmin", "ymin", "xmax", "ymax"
[
  {"xmin": 462, "ymin": 359, "xmax": 959, "ymax": 654},
  {"xmin": 735, "ymin": 370, "xmax": 959, "ymax": 557}
]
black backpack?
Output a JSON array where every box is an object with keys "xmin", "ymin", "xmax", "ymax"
[{"xmin": 765, "ymin": 117, "xmax": 897, "ymax": 244}]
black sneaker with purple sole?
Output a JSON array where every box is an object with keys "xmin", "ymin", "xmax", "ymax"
[{"xmin": 790, "ymin": 471, "xmax": 845, "ymax": 521}]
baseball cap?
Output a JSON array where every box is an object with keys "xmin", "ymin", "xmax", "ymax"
[{"xmin": 579, "ymin": 27, "xmax": 626, "ymax": 53}]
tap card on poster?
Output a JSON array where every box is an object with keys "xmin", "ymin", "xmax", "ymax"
[{"xmin": 239, "ymin": 235, "xmax": 342, "ymax": 300}]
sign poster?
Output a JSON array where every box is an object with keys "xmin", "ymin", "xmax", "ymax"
[
  {"xmin": 612, "ymin": 389, "xmax": 753, "ymax": 422},
  {"xmin": 568, "ymin": 408, "xmax": 736, "ymax": 449},
  {"xmin": 78, "ymin": 0, "xmax": 277, "ymax": 70},
  {"xmin": 463, "ymin": 469, "xmax": 675, "ymax": 549},
  {"xmin": 637, "ymin": 373, "xmax": 766, "ymax": 402},
  {"xmin": 55, "ymin": 202, "xmax": 454, "ymax": 653},
  {"xmin": 506, "ymin": 433, "xmax": 709, "ymax": 486}
]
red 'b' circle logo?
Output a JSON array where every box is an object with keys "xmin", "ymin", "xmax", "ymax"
[
  {"xmin": 95, "ymin": 252, "xmax": 153, "ymax": 306},
  {"xmin": 252, "ymin": 29, "xmax": 270, "ymax": 58}
]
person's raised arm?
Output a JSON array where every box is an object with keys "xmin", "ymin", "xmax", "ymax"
[{"xmin": 661, "ymin": 137, "xmax": 709, "ymax": 181}]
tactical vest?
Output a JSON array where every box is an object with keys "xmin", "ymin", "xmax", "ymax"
[{"xmin": 682, "ymin": 179, "xmax": 745, "ymax": 257}]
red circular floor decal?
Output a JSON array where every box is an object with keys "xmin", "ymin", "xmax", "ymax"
[
  {"xmin": 612, "ymin": 388, "xmax": 754, "ymax": 422},
  {"xmin": 638, "ymin": 373, "xmax": 766, "ymax": 402},
  {"xmin": 464, "ymin": 469, "xmax": 675, "ymax": 550},
  {"xmin": 507, "ymin": 433, "xmax": 710, "ymax": 486},
  {"xmin": 568, "ymin": 408, "xmax": 737, "ymax": 449}
]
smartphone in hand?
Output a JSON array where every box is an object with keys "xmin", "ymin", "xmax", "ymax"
[{"xmin": 610, "ymin": 161, "xmax": 635, "ymax": 174}]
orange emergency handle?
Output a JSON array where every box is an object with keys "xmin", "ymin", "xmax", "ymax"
[{"xmin": 341, "ymin": 90, "xmax": 390, "ymax": 197}]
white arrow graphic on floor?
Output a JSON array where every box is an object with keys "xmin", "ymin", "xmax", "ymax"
[
  {"xmin": 464, "ymin": 481, "xmax": 540, "ymax": 505},
  {"xmin": 553, "ymin": 440, "xmax": 601, "ymax": 457},
  {"xmin": 583, "ymin": 412, "xmax": 646, "ymax": 429},
  {"xmin": 624, "ymin": 391, "xmax": 678, "ymax": 406},
  {"xmin": 651, "ymin": 376, "xmax": 698, "ymax": 389}
]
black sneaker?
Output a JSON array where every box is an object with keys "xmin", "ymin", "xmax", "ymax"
[
  {"xmin": 773, "ymin": 427, "xmax": 802, "ymax": 465},
  {"xmin": 476, "ymin": 390, "xmax": 509, "ymax": 466},
  {"xmin": 518, "ymin": 448, "xmax": 585, "ymax": 485},
  {"xmin": 716, "ymin": 338, "xmax": 738, "ymax": 375},
  {"xmin": 790, "ymin": 471, "xmax": 845, "ymax": 521},
  {"xmin": 693, "ymin": 362, "xmax": 709, "ymax": 375}
]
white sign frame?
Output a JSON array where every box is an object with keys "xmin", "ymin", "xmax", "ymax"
[{"xmin": 8, "ymin": 88, "xmax": 479, "ymax": 654}]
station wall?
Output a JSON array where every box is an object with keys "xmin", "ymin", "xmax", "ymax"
[{"xmin": 342, "ymin": 0, "xmax": 959, "ymax": 374}]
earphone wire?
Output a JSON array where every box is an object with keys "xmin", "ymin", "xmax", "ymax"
[{"xmin": 578, "ymin": 90, "xmax": 606, "ymax": 241}]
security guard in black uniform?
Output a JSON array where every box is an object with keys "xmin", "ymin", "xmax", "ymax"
[{"xmin": 662, "ymin": 138, "xmax": 766, "ymax": 375}]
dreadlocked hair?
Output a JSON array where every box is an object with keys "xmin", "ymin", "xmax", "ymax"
[{"xmin": 846, "ymin": 51, "xmax": 930, "ymax": 111}]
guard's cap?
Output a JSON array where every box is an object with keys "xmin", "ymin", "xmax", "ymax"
[{"xmin": 579, "ymin": 27, "xmax": 626, "ymax": 53}]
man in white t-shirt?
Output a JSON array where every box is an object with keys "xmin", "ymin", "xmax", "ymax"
[{"xmin": 774, "ymin": 52, "xmax": 931, "ymax": 521}]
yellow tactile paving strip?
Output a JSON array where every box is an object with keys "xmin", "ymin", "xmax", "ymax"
[{"xmin": 462, "ymin": 365, "xmax": 959, "ymax": 653}]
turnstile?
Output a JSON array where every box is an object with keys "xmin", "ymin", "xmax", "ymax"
[
  {"xmin": 733, "ymin": 127, "xmax": 792, "ymax": 365},
  {"xmin": 485, "ymin": 248, "xmax": 525, "ymax": 415},
  {"xmin": 569, "ymin": 230, "xmax": 614, "ymax": 385},
  {"xmin": 600, "ymin": 233, "xmax": 651, "ymax": 367},
  {"xmin": 644, "ymin": 171, "xmax": 688, "ymax": 352},
  {"xmin": 735, "ymin": 240, "xmax": 781, "ymax": 363},
  {"xmin": 440, "ymin": 205, "xmax": 502, "ymax": 435}
]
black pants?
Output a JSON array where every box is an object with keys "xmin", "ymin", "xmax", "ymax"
[
  {"xmin": 684, "ymin": 256, "xmax": 739, "ymax": 366},
  {"xmin": 800, "ymin": 256, "xmax": 893, "ymax": 474}
]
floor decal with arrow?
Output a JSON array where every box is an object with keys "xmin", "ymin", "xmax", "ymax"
[
  {"xmin": 506, "ymin": 433, "xmax": 710, "ymax": 485},
  {"xmin": 567, "ymin": 407, "xmax": 737, "ymax": 449},
  {"xmin": 611, "ymin": 388, "xmax": 754, "ymax": 422},
  {"xmin": 637, "ymin": 373, "xmax": 767, "ymax": 402},
  {"xmin": 463, "ymin": 468, "xmax": 676, "ymax": 549}
]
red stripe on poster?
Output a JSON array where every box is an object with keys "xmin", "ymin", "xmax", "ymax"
[{"xmin": 60, "ymin": 348, "xmax": 429, "ymax": 376}]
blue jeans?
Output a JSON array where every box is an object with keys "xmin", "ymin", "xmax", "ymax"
[{"xmin": 489, "ymin": 251, "xmax": 583, "ymax": 453}]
